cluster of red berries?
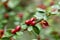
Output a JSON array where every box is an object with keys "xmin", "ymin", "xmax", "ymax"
[
  {"xmin": 0, "ymin": 30, "xmax": 4, "ymax": 38},
  {"xmin": 25, "ymin": 17, "xmax": 49, "ymax": 28},
  {"xmin": 40, "ymin": 20, "xmax": 49, "ymax": 28},
  {"xmin": 11, "ymin": 25, "xmax": 21, "ymax": 34},
  {"xmin": 25, "ymin": 17, "xmax": 36, "ymax": 26}
]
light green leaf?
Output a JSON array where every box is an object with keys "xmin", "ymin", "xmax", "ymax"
[
  {"xmin": 21, "ymin": 25, "xmax": 27, "ymax": 29},
  {"xmin": 7, "ymin": 0, "xmax": 20, "ymax": 8},
  {"xmin": 27, "ymin": 26, "xmax": 33, "ymax": 32}
]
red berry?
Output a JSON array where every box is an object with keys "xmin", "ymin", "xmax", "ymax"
[
  {"xmin": 50, "ymin": 1, "xmax": 55, "ymax": 6},
  {"xmin": 30, "ymin": 17, "xmax": 36, "ymax": 21},
  {"xmin": 15, "ymin": 26, "xmax": 21, "ymax": 32},
  {"xmin": 25, "ymin": 20, "xmax": 32, "ymax": 25},
  {"xmin": 4, "ymin": 13, "xmax": 9, "ymax": 19},
  {"xmin": 40, "ymin": 20, "xmax": 49, "ymax": 28},
  {"xmin": 38, "ymin": 4, "xmax": 47, "ymax": 9},
  {"xmin": 11, "ymin": 29, "xmax": 16, "ymax": 34},
  {"xmin": 18, "ymin": 13, "xmax": 23, "ymax": 19},
  {"xmin": 0, "ymin": 30, "xmax": 4, "ymax": 38},
  {"xmin": 30, "ymin": 21, "xmax": 36, "ymax": 26}
]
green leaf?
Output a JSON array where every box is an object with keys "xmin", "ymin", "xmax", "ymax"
[
  {"xmin": 0, "ymin": 5, "xmax": 6, "ymax": 14},
  {"xmin": 21, "ymin": 24, "xmax": 27, "ymax": 29},
  {"xmin": 12, "ymin": 35, "xmax": 17, "ymax": 40},
  {"xmin": 33, "ymin": 26, "xmax": 40, "ymax": 35},
  {"xmin": 0, "ymin": 23, "xmax": 3, "ymax": 29},
  {"xmin": 7, "ymin": 0, "xmax": 20, "ymax": 8},
  {"xmin": 27, "ymin": 26, "xmax": 33, "ymax": 32},
  {"xmin": 2, "ymin": 20, "xmax": 8, "ymax": 24},
  {"xmin": 8, "ymin": 11, "xmax": 15, "ymax": 16},
  {"xmin": 4, "ymin": 32, "xmax": 12, "ymax": 37},
  {"xmin": 16, "ymin": 31, "xmax": 23, "ymax": 36},
  {"xmin": 38, "ymin": 11, "xmax": 45, "ymax": 13},
  {"xmin": 1, "ymin": 37, "xmax": 10, "ymax": 40}
]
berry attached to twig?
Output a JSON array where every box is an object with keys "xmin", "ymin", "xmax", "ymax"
[{"xmin": 40, "ymin": 20, "xmax": 49, "ymax": 28}]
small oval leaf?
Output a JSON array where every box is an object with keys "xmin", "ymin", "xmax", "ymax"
[{"xmin": 33, "ymin": 26, "xmax": 40, "ymax": 35}]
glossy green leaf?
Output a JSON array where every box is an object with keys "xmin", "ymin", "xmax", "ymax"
[
  {"xmin": 33, "ymin": 26, "xmax": 40, "ymax": 35},
  {"xmin": 38, "ymin": 11, "xmax": 45, "ymax": 13}
]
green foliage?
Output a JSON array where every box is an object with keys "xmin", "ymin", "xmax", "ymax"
[
  {"xmin": 1, "ymin": 37, "xmax": 10, "ymax": 40},
  {"xmin": 0, "ymin": 0, "xmax": 60, "ymax": 40},
  {"xmin": 33, "ymin": 26, "xmax": 40, "ymax": 35}
]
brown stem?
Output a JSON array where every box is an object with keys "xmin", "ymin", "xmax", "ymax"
[
  {"xmin": 37, "ymin": 35, "xmax": 40, "ymax": 40},
  {"xmin": 10, "ymin": 37, "xmax": 15, "ymax": 40}
]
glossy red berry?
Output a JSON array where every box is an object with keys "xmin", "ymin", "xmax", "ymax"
[
  {"xmin": 30, "ymin": 21, "xmax": 36, "ymax": 26},
  {"xmin": 4, "ymin": 13, "xmax": 9, "ymax": 19},
  {"xmin": 15, "ymin": 26, "xmax": 21, "ymax": 32},
  {"xmin": 11, "ymin": 29, "xmax": 16, "ymax": 34},
  {"xmin": 38, "ymin": 4, "xmax": 47, "ymax": 9},
  {"xmin": 40, "ymin": 20, "xmax": 49, "ymax": 28},
  {"xmin": 30, "ymin": 17, "xmax": 36, "ymax": 21},
  {"xmin": 25, "ymin": 20, "xmax": 32, "ymax": 25},
  {"xmin": 0, "ymin": 30, "xmax": 4, "ymax": 38}
]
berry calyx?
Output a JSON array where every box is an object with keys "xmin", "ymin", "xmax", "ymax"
[
  {"xmin": 0, "ymin": 30, "xmax": 4, "ymax": 38},
  {"xmin": 30, "ymin": 21, "xmax": 36, "ymax": 26},
  {"xmin": 11, "ymin": 29, "xmax": 16, "ymax": 34},
  {"xmin": 40, "ymin": 20, "xmax": 49, "ymax": 28},
  {"xmin": 15, "ymin": 26, "xmax": 21, "ymax": 32}
]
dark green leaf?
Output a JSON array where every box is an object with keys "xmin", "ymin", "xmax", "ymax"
[
  {"xmin": 38, "ymin": 11, "xmax": 45, "ymax": 13},
  {"xmin": 1, "ymin": 37, "xmax": 10, "ymax": 40},
  {"xmin": 33, "ymin": 26, "xmax": 40, "ymax": 35}
]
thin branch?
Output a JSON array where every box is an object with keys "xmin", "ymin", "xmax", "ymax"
[
  {"xmin": 37, "ymin": 35, "xmax": 40, "ymax": 40},
  {"xmin": 4, "ymin": 24, "xmax": 8, "ymax": 34}
]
